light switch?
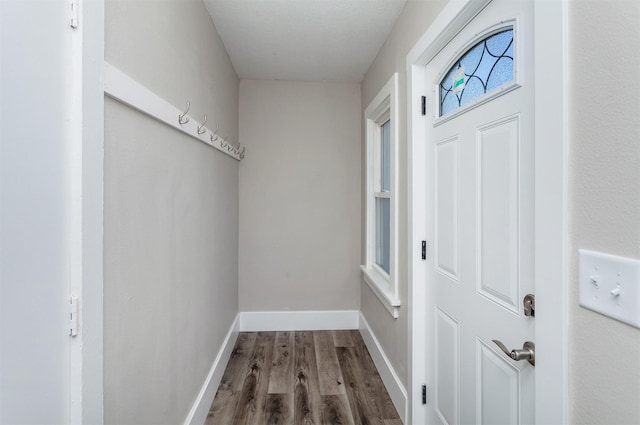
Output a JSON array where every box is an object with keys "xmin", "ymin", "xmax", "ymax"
[{"xmin": 579, "ymin": 249, "xmax": 640, "ymax": 328}]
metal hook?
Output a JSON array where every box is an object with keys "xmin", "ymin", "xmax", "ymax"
[
  {"xmin": 178, "ymin": 101, "xmax": 190, "ymax": 125},
  {"xmin": 220, "ymin": 137, "xmax": 228, "ymax": 148},
  {"xmin": 210, "ymin": 125, "xmax": 220, "ymax": 143},
  {"xmin": 197, "ymin": 115, "xmax": 207, "ymax": 135}
]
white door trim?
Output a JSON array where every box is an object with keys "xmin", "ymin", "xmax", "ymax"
[
  {"xmin": 531, "ymin": 2, "xmax": 569, "ymax": 423},
  {"xmin": 69, "ymin": 0, "xmax": 105, "ymax": 422},
  {"xmin": 406, "ymin": 1, "xmax": 567, "ymax": 424}
]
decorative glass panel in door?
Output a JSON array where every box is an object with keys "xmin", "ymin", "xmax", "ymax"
[{"xmin": 439, "ymin": 28, "xmax": 514, "ymax": 117}]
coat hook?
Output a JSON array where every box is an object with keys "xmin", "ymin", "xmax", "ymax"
[
  {"xmin": 197, "ymin": 115, "xmax": 207, "ymax": 135},
  {"xmin": 210, "ymin": 124, "xmax": 220, "ymax": 143},
  {"xmin": 239, "ymin": 146, "xmax": 245, "ymax": 159},
  {"xmin": 178, "ymin": 101, "xmax": 190, "ymax": 125}
]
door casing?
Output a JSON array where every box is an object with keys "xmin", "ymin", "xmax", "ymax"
[
  {"xmin": 406, "ymin": 0, "xmax": 567, "ymax": 423},
  {"xmin": 70, "ymin": 0, "xmax": 105, "ymax": 422}
]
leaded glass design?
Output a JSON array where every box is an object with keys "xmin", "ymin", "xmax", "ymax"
[{"xmin": 439, "ymin": 29, "xmax": 514, "ymax": 117}]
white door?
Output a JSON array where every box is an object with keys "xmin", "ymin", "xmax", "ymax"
[
  {"xmin": 424, "ymin": 0, "xmax": 535, "ymax": 423},
  {"xmin": 0, "ymin": 1, "xmax": 73, "ymax": 422}
]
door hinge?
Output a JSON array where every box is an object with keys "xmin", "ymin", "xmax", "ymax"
[
  {"xmin": 422, "ymin": 385, "xmax": 428, "ymax": 405},
  {"xmin": 421, "ymin": 240, "xmax": 427, "ymax": 260},
  {"xmin": 421, "ymin": 96, "xmax": 427, "ymax": 116},
  {"xmin": 69, "ymin": 297, "xmax": 79, "ymax": 337},
  {"xmin": 69, "ymin": 0, "xmax": 79, "ymax": 29}
]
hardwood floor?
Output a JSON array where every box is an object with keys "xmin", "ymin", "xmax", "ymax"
[{"xmin": 206, "ymin": 330, "xmax": 401, "ymax": 425}]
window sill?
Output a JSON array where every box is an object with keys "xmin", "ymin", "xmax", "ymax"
[{"xmin": 360, "ymin": 265, "xmax": 401, "ymax": 319}]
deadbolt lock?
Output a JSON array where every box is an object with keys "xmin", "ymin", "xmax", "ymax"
[{"xmin": 523, "ymin": 293, "xmax": 535, "ymax": 317}]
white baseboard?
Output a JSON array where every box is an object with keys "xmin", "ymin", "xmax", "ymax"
[
  {"xmin": 239, "ymin": 310, "xmax": 359, "ymax": 331},
  {"xmin": 359, "ymin": 312, "xmax": 408, "ymax": 424},
  {"xmin": 183, "ymin": 313, "xmax": 240, "ymax": 425}
]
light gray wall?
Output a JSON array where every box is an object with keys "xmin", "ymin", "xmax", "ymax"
[
  {"xmin": 360, "ymin": 0, "xmax": 447, "ymax": 387},
  {"xmin": 106, "ymin": 0, "xmax": 238, "ymax": 140},
  {"xmin": 238, "ymin": 80, "xmax": 361, "ymax": 312},
  {"xmin": 568, "ymin": 1, "xmax": 640, "ymax": 423},
  {"xmin": 104, "ymin": 1, "xmax": 239, "ymax": 423}
]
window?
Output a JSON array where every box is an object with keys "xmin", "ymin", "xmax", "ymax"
[
  {"xmin": 439, "ymin": 27, "xmax": 515, "ymax": 118},
  {"xmin": 375, "ymin": 119, "xmax": 391, "ymax": 273},
  {"xmin": 362, "ymin": 73, "xmax": 400, "ymax": 318}
]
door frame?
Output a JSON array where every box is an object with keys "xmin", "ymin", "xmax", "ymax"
[
  {"xmin": 69, "ymin": 0, "xmax": 105, "ymax": 422},
  {"xmin": 406, "ymin": 0, "xmax": 568, "ymax": 423}
]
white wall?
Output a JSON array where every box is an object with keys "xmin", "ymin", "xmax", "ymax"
[
  {"xmin": 568, "ymin": 1, "xmax": 640, "ymax": 423},
  {"xmin": 104, "ymin": 1, "xmax": 239, "ymax": 423},
  {"xmin": 239, "ymin": 80, "xmax": 361, "ymax": 312},
  {"xmin": 0, "ymin": 1, "xmax": 72, "ymax": 422},
  {"xmin": 360, "ymin": 0, "xmax": 447, "ymax": 387}
]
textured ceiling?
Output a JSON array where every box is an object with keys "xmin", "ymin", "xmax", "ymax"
[{"xmin": 203, "ymin": 0, "xmax": 407, "ymax": 82}]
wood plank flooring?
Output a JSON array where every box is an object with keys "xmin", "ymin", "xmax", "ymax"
[{"xmin": 206, "ymin": 330, "xmax": 401, "ymax": 425}]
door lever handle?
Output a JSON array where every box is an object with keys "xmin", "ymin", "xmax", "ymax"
[{"xmin": 492, "ymin": 340, "xmax": 535, "ymax": 366}]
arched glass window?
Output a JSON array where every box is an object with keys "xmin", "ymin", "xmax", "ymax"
[{"xmin": 439, "ymin": 28, "xmax": 514, "ymax": 117}]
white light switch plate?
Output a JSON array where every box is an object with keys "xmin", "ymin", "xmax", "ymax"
[{"xmin": 579, "ymin": 249, "xmax": 640, "ymax": 328}]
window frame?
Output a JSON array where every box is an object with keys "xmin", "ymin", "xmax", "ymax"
[{"xmin": 361, "ymin": 73, "xmax": 400, "ymax": 318}]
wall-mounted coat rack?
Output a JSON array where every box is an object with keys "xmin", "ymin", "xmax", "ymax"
[{"xmin": 103, "ymin": 62, "xmax": 245, "ymax": 161}]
